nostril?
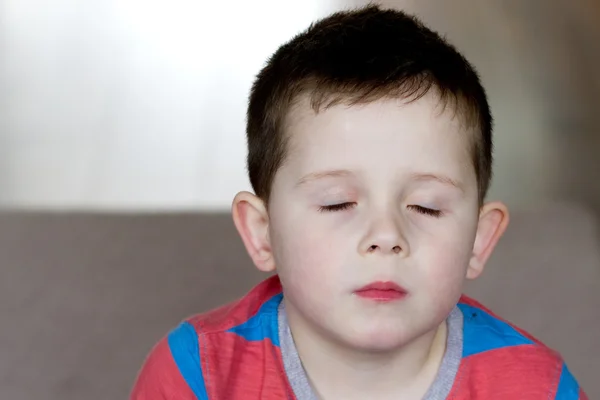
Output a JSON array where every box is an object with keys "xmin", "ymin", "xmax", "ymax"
[
  {"xmin": 392, "ymin": 246, "xmax": 401, "ymax": 254},
  {"xmin": 368, "ymin": 245, "xmax": 378, "ymax": 252}
]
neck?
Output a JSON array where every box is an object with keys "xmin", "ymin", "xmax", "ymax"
[{"xmin": 285, "ymin": 302, "xmax": 448, "ymax": 400}]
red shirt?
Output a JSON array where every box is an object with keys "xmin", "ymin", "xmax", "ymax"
[{"xmin": 131, "ymin": 275, "xmax": 587, "ymax": 399}]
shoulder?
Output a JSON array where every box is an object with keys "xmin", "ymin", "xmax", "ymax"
[
  {"xmin": 131, "ymin": 275, "xmax": 285, "ymax": 400},
  {"xmin": 455, "ymin": 296, "xmax": 586, "ymax": 400},
  {"xmin": 186, "ymin": 274, "xmax": 283, "ymax": 336}
]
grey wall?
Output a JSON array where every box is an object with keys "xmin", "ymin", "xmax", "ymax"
[{"xmin": 0, "ymin": 0, "xmax": 598, "ymax": 211}]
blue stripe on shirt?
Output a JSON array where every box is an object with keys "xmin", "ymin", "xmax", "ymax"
[
  {"xmin": 227, "ymin": 293, "xmax": 283, "ymax": 346},
  {"xmin": 168, "ymin": 321, "xmax": 208, "ymax": 399},
  {"xmin": 555, "ymin": 362, "xmax": 580, "ymax": 400},
  {"xmin": 458, "ymin": 303, "xmax": 534, "ymax": 357}
]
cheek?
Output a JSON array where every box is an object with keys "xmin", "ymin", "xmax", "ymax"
[
  {"xmin": 417, "ymin": 226, "xmax": 475, "ymax": 301},
  {"xmin": 269, "ymin": 216, "xmax": 341, "ymax": 298},
  {"xmin": 424, "ymin": 248, "xmax": 470, "ymax": 286}
]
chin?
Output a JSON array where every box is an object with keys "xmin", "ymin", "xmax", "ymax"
[
  {"xmin": 349, "ymin": 336, "xmax": 411, "ymax": 354},
  {"xmin": 343, "ymin": 325, "xmax": 415, "ymax": 353}
]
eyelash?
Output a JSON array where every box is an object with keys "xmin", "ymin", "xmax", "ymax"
[
  {"xmin": 318, "ymin": 203, "xmax": 443, "ymax": 218},
  {"xmin": 408, "ymin": 205, "xmax": 443, "ymax": 218},
  {"xmin": 318, "ymin": 202, "xmax": 356, "ymax": 212}
]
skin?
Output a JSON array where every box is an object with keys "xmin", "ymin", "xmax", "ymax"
[{"xmin": 232, "ymin": 93, "xmax": 509, "ymax": 399}]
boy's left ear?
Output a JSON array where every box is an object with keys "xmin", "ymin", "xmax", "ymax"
[{"xmin": 467, "ymin": 201, "xmax": 510, "ymax": 280}]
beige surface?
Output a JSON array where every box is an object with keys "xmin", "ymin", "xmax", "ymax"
[{"xmin": 1, "ymin": 203, "xmax": 599, "ymax": 399}]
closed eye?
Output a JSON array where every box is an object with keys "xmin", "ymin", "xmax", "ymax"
[
  {"xmin": 408, "ymin": 205, "xmax": 443, "ymax": 218},
  {"xmin": 319, "ymin": 202, "xmax": 356, "ymax": 212}
]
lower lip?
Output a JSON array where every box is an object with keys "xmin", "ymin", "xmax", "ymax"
[{"xmin": 355, "ymin": 289, "xmax": 407, "ymax": 302}]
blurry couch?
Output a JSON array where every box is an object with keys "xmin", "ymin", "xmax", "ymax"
[{"xmin": 0, "ymin": 202, "xmax": 599, "ymax": 399}]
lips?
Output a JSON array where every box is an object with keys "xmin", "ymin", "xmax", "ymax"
[{"xmin": 354, "ymin": 281, "xmax": 408, "ymax": 301}]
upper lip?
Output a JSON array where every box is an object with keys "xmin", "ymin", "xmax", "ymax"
[{"xmin": 355, "ymin": 281, "xmax": 407, "ymax": 293}]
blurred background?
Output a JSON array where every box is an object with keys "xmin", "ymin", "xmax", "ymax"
[
  {"xmin": 1, "ymin": 1, "xmax": 599, "ymax": 399},
  {"xmin": 0, "ymin": 0, "xmax": 599, "ymax": 212}
]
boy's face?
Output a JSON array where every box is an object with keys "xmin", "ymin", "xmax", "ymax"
[{"xmin": 234, "ymin": 93, "xmax": 507, "ymax": 351}]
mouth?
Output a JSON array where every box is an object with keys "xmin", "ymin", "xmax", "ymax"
[{"xmin": 354, "ymin": 281, "xmax": 408, "ymax": 302}]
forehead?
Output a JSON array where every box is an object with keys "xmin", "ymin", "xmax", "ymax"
[{"xmin": 282, "ymin": 93, "xmax": 475, "ymax": 180}]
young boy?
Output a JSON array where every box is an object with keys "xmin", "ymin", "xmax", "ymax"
[{"xmin": 131, "ymin": 5, "xmax": 587, "ymax": 399}]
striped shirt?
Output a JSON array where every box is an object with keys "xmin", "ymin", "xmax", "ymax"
[{"xmin": 131, "ymin": 275, "xmax": 587, "ymax": 399}]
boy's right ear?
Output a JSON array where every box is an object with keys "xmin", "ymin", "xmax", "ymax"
[{"xmin": 231, "ymin": 191, "xmax": 276, "ymax": 273}]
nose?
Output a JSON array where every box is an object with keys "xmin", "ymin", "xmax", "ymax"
[{"xmin": 358, "ymin": 213, "xmax": 408, "ymax": 256}]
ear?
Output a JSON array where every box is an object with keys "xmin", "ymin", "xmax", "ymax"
[
  {"xmin": 467, "ymin": 201, "xmax": 510, "ymax": 280},
  {"xmin": 231, "ymin": 191, "xmax": 275, "ymax": 273}
]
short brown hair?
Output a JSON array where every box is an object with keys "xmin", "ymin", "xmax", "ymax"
[{"xmin": 246, "ymin": 4, "xmax": 493, "ymax": 205}]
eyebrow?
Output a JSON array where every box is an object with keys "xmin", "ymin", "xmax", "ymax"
[
  {"xmin": 295, "ymin": 169, "xmax": 355, "ymax": 186},
  {"xmin": 295, "ymin": 170, "xmax": 465, "ymax": 192},
  {"xmin": 410, "ymin": 173, "xmax": 465, "ymax": 192}
]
